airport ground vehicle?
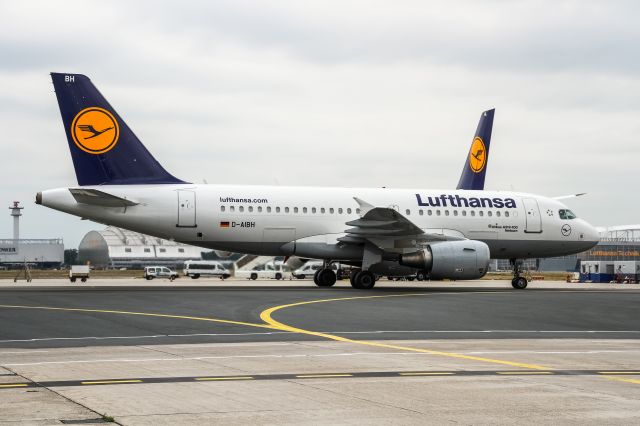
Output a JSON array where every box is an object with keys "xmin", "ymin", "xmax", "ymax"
[
  {"xmin": 69, "ymin": 265, "xmax": 89, "ymax": 282},
  {"xmin": 236, "ymin": 260, "xmax": 286, "ymax": 280},
  {"xmin": 38, "ymin": 73, "xmax": 600, "ymax": 291},
  {"xmin": 143, "ymin": 266, "xmax": 178, "ymax": 281},
  {"xmin": 183, "ymin": 260, "xmax": 230, "ymax": 279}
]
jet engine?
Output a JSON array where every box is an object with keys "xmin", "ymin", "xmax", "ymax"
[{"xmin": 399, "ymin": 240, "xmax": 490, "ymax": 280}]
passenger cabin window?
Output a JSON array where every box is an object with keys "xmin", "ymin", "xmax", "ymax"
[
  {"xmin": 285, "ymin": 207, "xmax": 290, "ymax": 213},
  {"xmin": 453, "ymin": 210, "xmax": 458, "ymax": 216},
  {"xmin": 249, "ymin": 206, "xmax": 253, "ymax": 212},
  {"xmin": 239, "ymin": 206, "xmax": 244, "ymax": 212},
  {"xmin": 347, "ymin": 208, "xmax": 352, "ymax": 214},
  {"xmin": 321, "ymin": 208, "xmax": 326, "ymax": 214},
  {"xmin": 471, "ymin": 211, "xmax": 476, "ymax": 217},
  {"xmin": 559, "ymin": 209, "xmax": 577, "ymax": 220},
  {"xmin": 496, "ymin": 211, "xmax": 501, "ymax": 217},
  {"xmin": 276, "ymin": 207, "xmax": 281, "ymax": 213},
  {"xmin": 230, "ymin": 206, "xmax": 235, "ymax": 212},
  {"xmin": 445, "ymin": 210, "xmax": 450, "ymax": 216},
  {"xmin": 487, "ymin": 211, "xmax": 492, "ymax": 217},
  {"xmin": 356, "ymin": 208, "xmax": 361, "ymax": 214},
  {"xmin": 294, "ymin": 207, "xmax": 298, "ymax": 213},
  {"xmin": 221, "ymin": 206, "xmax": 225, "ymax": 212},
  {"xmin": 436, "ymin": 210, "xmax": 441, "ymax": 216},
  {"xmin": 419, "ymin": 210, "xmax": 424, "ymax": 216},
  {"xmin": 258, "ymin": 206, "xmax": 262, "ymax": 212},
  {"xmin": 267, "ymin": 206, "xmax": 271, "ymax": 213},
  {"xmin": 329, "ymin": 208, "xmax": 334, "ymax": 214},
  {"xmin": 428, "ymin": 210, "xmax": 433, "ymax": 216},
  {"xmin": 312, "ymin": 207, "xmax": 317, "ymax": 213},
  {"xmin": 303, "ymin": 207, "xmax": 307, "ymax": 213},
  {"xmin": 462, "ymin": 210, "xmax": 467, "ymax": 216},
  {"xmin": 505, "ymin": 211, "xmax": 509, "ymax": 218},
  {"xmin": 338, "ymin": 208, "xmax": 343, "ymax": 214},
  {"xmin": 479, "ymin": 211, "xmax": 484, "ymax": 217}
]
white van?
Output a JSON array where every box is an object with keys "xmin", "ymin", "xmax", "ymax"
[
  {"xmin": 144, "ymin": 266, "xmax": 178, "ymax": 281},
  {"xmin": 236, "ymin": 260, "xmax": 286, "ymax": 280},
  {"xmin": 183, "ymin": 260, "xmax": 231, "ymax": 279},
  {"xmin": 293, "ymin": 261, "xmax": 349, "ymax": 280}
]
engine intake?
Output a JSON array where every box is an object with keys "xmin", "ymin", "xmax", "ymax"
[{"xmin": 399, "ymin": 240, "xmax": 490, "ymax": 280}]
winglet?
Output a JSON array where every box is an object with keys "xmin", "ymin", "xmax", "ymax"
[
  {"xmin": 353, "ymin": 197, "xmax": 375, "ymax": 216},
  {"xmin": 553, "ymin": 193, "xmax": 587, "ymax": 200},
  {"xmin": 456, "ymin": 109, "xmax": 495, "ymax": 190}
]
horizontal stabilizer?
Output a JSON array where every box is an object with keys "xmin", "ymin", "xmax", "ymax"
[{"xmin": 69, "ymin": 188, "xmax": 138, "ymax": 207}]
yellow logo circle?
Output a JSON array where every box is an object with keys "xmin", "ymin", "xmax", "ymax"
[
  {"xmin": 468, "ymin": 137, "xmax": 486, "ymax": 173},
  {"xmin": 71, "ymin": 107, "xmax": 119, "ymax": 154}
]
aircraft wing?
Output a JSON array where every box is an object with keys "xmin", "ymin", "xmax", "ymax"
[
  {"xmin": 69, "ymin": 188, "xmax": 139, "ymax": 207},
  {"xmin": 338, "ymin": 197, "xmax": 464, "ymax": 247}
]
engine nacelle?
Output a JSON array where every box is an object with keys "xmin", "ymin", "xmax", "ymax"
[{"xmin": 399, "ymin": 240, "xmax": 490, "ymax": 280}]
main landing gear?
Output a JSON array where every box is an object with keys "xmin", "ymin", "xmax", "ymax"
[
  {"xmin": 313, "ymin": 268, "xmax": 337, "ymax": 287},
  {"xmin": 349, "ymin": 270, "xmax": 376, "ymax": 290},
  {"xmin": 510, "ymin": 259, "xmax": 528, "ymax": 290}
]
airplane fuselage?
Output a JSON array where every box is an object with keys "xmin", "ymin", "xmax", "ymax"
[{"xmin": 38, "ymin": 184, "xmax": 599, "ymax": 262}]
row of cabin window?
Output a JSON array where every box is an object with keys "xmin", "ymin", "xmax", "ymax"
[
  {"xmin": 407, "ymin": 209, "xmax": 511, "ymax": 218},
  {"xmin": 123, "ymin": 248, "xmax": 185, "ymax": 253},
  {"xmin": 221, "ymin": 205, "xmax": 361, "ymax": 215}
]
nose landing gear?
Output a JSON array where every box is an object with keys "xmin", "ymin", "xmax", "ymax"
[{"xmin": 510, "ymin": 259, "xmax": 529, "ymax": 289}]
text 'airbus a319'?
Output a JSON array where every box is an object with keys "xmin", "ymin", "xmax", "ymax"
[{"xmin": 37, "ymin": 73, "xmax": 599, "ymax": 289}]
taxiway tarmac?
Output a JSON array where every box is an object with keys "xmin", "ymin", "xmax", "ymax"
[{"xmin": 0, "ymin": 279, "xmax": 639, "ymax": 425}]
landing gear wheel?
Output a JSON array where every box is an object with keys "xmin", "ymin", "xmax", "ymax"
[
  {"xmin": 349, "ymin": 270, "xmax": 359, "ymax": 286},
  {"xmin": 313, "ymin": 269, "xmax": 322, "ymax": 286},
  {"xmin": 314, "ymin": 269, "xmax": 337, "ymax": 287},
  {"xmin": 512, "ymin": 277, "xmax": 528, "ymax": 289},
  {"xmin": 352, "ymin": 271, "xmax": 376, "ymax": 290}
]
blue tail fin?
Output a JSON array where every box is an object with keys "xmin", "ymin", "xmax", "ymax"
[
  {"xmin": 456, "ymin": 109, "xmax": 494, "ymax": 190},
  {"xmin": 51, "ymin": 73, "xmax": 186, "ymax": 186}
]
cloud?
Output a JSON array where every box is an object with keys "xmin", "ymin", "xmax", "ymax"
[{"xmin": 0, "ymin": 0, "xmax": 638, "ymax": 247}]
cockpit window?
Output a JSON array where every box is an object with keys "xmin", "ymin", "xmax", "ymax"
[{"xmin": 559, "ymin": 209, "xmax": 577, "ymax": 220}]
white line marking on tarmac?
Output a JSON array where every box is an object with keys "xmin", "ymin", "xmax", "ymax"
[
  {"xmin": 3, "ymin": 349, "xmax": 640, "ymax": 366},
  {"xmin": 1, "ymin": 330, "xmax": 639, "ymax": 344}
]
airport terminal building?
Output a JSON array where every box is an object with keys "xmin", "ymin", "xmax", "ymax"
[{"xmin": 78, "ymin": 226, "xmax": 202, "ymax": 269}]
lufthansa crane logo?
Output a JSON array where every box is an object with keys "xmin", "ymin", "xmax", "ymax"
[
  {"xmin": 469, "ymin": 137, "xmax": 486, "ymax": 173},
  {"xmin": 71, "ymin": 107, "xmax": 119, "ymax": 154},
  {"xmin": 561, "ymin": 224, "xmax": 572, "ymax": 237}
]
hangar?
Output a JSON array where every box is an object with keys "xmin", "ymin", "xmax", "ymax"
[{"xmin": 78, "ymin": 226, "xmax": 202, "ymax": 269}]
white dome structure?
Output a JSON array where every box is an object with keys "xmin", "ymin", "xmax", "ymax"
[{"xmin": 78, "ymin": 226, "xmax": 202, "ymax": 268}]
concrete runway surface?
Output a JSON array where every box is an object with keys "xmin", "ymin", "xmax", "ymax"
[{"xmin": 0, "ymin": 279, "xmax": 639, "ymax": 425}]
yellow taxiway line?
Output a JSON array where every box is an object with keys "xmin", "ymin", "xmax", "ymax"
[{"xmin": 260, "ymin": 293, "xmax": 551, "ymax": 371}]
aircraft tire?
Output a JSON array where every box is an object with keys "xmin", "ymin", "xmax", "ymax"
[
  {"xmin": 313, "ymin": 269, "xmax": 322, "ymax": 286},
  {"xmin": 315, "ymin": 269, "xmax": 336, "ymax": 287},
  {"xmin": 352, "ymin": 271, "xmax": 376, "ymax": 290},
  {"xmin": 349, "ymin": 270, "xmax": 359, "ymax": 286},
  {"xmin": 512, "ymin": 277, "xmax": 528, "ymax": 289}
]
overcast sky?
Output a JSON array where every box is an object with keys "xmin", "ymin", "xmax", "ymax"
[{"xmin": 1, "ymin": 0, "xmax": 638, "ymax": 248}]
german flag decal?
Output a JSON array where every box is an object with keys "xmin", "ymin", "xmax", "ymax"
[{"xmin": 220, "ymin": 221, "xmax": 230, "ymax": 228}]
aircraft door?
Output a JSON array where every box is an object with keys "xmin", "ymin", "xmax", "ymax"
[
  {"xmin": 177, "ymin": 190, "xmax": 197, "ymax": 227},
  {"xmin": 522, "ymin": 198, "xmax": 542, "ymax": 233}
]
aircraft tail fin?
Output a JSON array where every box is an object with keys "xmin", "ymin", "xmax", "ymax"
[
  {"xmin": 456, "ymin": 109, "xmax": 494, "ymax": 190},
  {"xmin": 50, "ymin": 73, "xmax": 186, "ymax": 186}
]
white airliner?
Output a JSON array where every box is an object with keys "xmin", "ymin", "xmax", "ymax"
[{"xmin": 37, "ymin": 73, "xmax": 599, "ymax": 289}]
